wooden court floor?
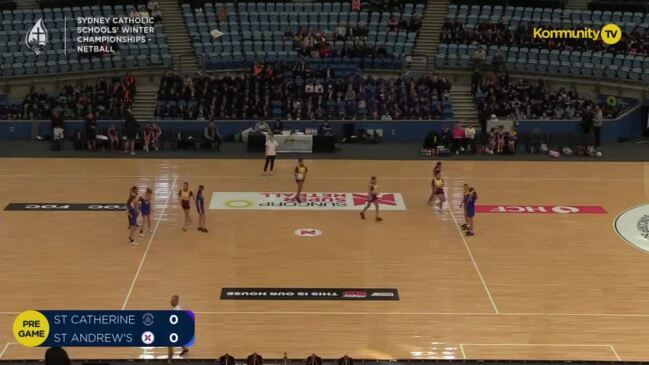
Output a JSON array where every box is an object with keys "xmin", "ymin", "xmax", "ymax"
[{"xmin": 1, "ymin": 158, "xmax": 649, "ymax": 361}]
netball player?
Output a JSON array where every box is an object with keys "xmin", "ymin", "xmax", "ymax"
[
  {"xmin": 178, "ymin": 182, "xmax": 194, "ymax": 231},
  {"xmin": 429, "ymin": 172, "xmax": 446, "ymax": 211},
  {"xmin": 465, "ymin": 187, "xmax": 477, "ymax": 236},
  {"xmin": 459, "ymin": 183, "xmax": 470, "ymax": 230},
  {"xmin": 196, "ymin": 185, "xmax": 208, "ymax": 232},
  {"xmin": 139, "ymin": 188, "xmax": 153, "ymax": 237},
  {"xmin": 168, "ymin": 295, "xmax": 189, "ymax": 361},
  {"xmin": 433, "ymin": 161, "xmax": 442, "ymax": 176},
  {"xmin": 127, "ymin": 195, "xmax": 139, "ymax": 245},
  {"xmin": 130, "ymin": 185, "xmax": 139, "ymax": 199},
  {"xmin": 360, "ymin": 176, "xmax": 383, "ymax": 222},
  {"xmin": 263, "ymin": 133, "xmax": 279, "ymax": 176},
  {"xmin": 294, "ymin": 158, "xmax": 308, "ymax": 203}
]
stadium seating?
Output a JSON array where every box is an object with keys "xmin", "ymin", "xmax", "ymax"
[
  {"xmin": 183, "ymin": 1, "xmax": 425, "ymax": 70},
  {"xmin": 155, "ymin": 62, "xmax": 454, "ymax": 120},
  {"xmin": 0, "ymin": 4, "xmax": 171, "ymax": 77},
  {"xmin": 436, "ymin": 4, "xmax": 649, "ymax": 82}
]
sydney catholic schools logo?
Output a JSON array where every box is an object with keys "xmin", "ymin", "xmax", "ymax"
[{"xmin": 25, "ymin": 18, "xmax": 48, "ymax": 55}]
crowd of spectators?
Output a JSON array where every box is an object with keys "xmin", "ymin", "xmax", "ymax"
[
  {"xmin": 474, "ymin": 71, "xmax": 624, "ymax": 120},
  {"xmin": 388, "ymin": 14, "xmax": 422, "ymax": 32},
  {"xmin": 129, "ymin": 0, "xmax": 162, "ymax": 22},
  {"xmin": 441, "ymin": 20, "xmax": 649, "ymax": 56},
  {"xmin": 286, "ymin": 24, "xmax": 389, "ymax": 59},
  {"xmin": 0, "ymin": 74, "xmax": 136, "ymax": 120},
  {"xmin": 156, "ymin": 68, "xmax": 272, "ymax": 119},
  {"xmin": 156, "ymin": 62, "xmax": 452, "ymax": 121}
]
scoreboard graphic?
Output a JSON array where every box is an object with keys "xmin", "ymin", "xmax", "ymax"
[{"xmin": 13, "ymin": 310, "xmax": 195, "ymax": 347}]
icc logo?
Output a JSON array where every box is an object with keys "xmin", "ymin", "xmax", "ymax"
[{"xmin": 25, "ymin": 18, "xmax": 48, "ymax": 55}]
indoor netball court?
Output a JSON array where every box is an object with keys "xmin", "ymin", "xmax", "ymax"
[{"xmin": 1, "ymin": 158, "xmax": 649, "ymax": 361}]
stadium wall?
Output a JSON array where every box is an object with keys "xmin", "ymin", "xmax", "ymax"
[{"xmin": 0, "ymin": 110, "xmax": 643, "ymax": 144}]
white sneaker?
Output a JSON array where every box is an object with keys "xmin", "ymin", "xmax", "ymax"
[
  {"xmin": 139, "ymin": 232, "xmax": 146, "ymax": 238},
  {"xmin": 129, "ymin": 239, "xmax": 138, "ymax": 245}
]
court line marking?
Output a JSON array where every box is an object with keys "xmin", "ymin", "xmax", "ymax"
[
  {"xmin": 0, "ymin": 342, "xmax": 16, "ymax": 358},
  {"xmin": 0, "ymin": 174, "xmax": 647, "ymax": 182},
  {"xmin": 459, "ymin": 344, "xmax": 467, "ymax": 359},
  {"xmin": 460, "ymin": 343, "xmax": 621, "ymax": 361},
  {"xmin": 121, "ymin": 175, "xmax": 178, "ymax": 310},
  {"xmin": 445, "ymin": 193, "xmax": 499, "ymax": 314}
]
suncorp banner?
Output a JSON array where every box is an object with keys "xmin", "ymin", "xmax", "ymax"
[{"xmin": 209, "ymin": 192, "xmax": 407, "ymax": 211}]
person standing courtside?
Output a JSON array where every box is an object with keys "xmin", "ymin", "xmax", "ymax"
[
  {"xmin": 263, "ymin": 133, "xmax": 279, "ymax": 176},
  {"xmin": 593, "ymin": 105, "xmax": 603, "ymax": 148},
  {"xmin": 123, "ymin": 109, "xmax": 139, "ymax": 156},
  {"xmin": 168, "ymin": 295, "xmax": 189, "ymax": 362}
]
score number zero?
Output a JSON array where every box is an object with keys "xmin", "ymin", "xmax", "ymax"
[{"xmin": 169, "ymin": 314, "xmax": 178, "ymax": 344}]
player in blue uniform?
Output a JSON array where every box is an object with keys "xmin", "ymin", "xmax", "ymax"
[
  {"xmin": 196, "ymin": 185, "xmax": 208, "ymax": 232},
  {"xmin": 459, "ymin": 183, "xmax": 470, "ymax": 230},
  {"xmin": 127, "ymin": 195, "xmax": 139, "ymax": 245},
  {"xmin": 139, "ymin": 188, "xmax": 153, "ymax": 237},
  {"xmin": 465, "ymin": 187, "xmax": 477, "ymax": 236}
]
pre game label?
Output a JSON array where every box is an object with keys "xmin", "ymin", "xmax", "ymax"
[{"xmin": 13, "ymin": 310, "xmax": 195, "ymax": 347}]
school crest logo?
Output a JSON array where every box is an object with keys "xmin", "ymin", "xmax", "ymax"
[{"xmin": 25, "ymin": 18, "xmax": 48, "ymax": 55}]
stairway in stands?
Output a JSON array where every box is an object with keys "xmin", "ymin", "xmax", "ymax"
[
  {"xmin": 157, "ymin": 0, "xmax": 199, "ymax": 73},
  {"xmin": 450, "ymin": 85, "xmax": 478, "ymax": 123},
  {"xmin": 565, "ymin": 0, "xmax": 590, "ymax": 10},
  {"xmin": 410, "ymin": 0, "xmax": 449, "ymax": 72},
  {"xmin": 132, "ymin": 85, "xmax": 159, "ymax": 120}
]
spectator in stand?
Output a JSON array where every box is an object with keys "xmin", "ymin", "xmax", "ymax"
[
  {"xmin": 472, "ymin": 46, "xmax": 486, "ymax": 69},
  {"xmin": 409, "ymin": 14, "xmax": 422, "ymax": 32},
  {"xmin": 492, "ymin": 49, "xmax": 504, "ymax": 72},
  {"xmin": 388, "ymin": 16, "xmax": 399, "ymax": 31},
  {"xmin": 306, "ymin": 354, "xmax": 323, "ymax": 365},
  {"xmin": 45, "ymin": 347, "xmax": 70, "ymax": 365},
  {"xmin": 218, "ymin": 5, "xmax": 229, "ymax": 22},
  {"xmin": 247, "ymin": 353, "xmax": 263, "ymax": 365},
  {"xmin": 338, "ymin": 356, "xmax": 353, "ymax": 365},
  {"xmin": 108, "ymin": 124, "xmax": 119, "ymax": 152},
  {"xmin": 220, "ymin": 354, "xmax": 236, "ymax": 365},
  {"xmin": 84, "ymin": 112, "xmax": 97, "ymax": 151},
  {"xmin": 318, "ymin": 120, "xmax": 334, "ymax": 135}
]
